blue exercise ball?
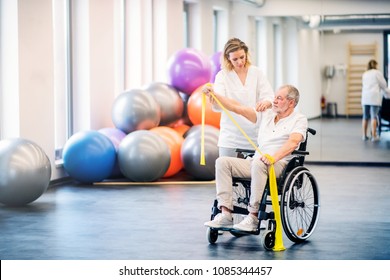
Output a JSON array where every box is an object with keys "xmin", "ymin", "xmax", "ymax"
[
  {"xmin": 63, "ymin": 130, "xmax": 116, "ymax": 183},
  {"xmin": 181, "ymin": 125, "xmax": 219, "ymax": 180},
  {"xmin": 0, "ymin": 138, "xmax": 51, "ymax": 206},
  {"xmin": 118, "ymin": 130, "xmax": 171, "ymax": 182}
]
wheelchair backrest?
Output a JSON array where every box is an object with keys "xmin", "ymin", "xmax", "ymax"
[
  {"xmin": 290, "ymin": 127, "xmax": 316, "ymax": 166},
  {"xmin": 380, "ymin": 97, "xmax": 390, "ymax": 121}
]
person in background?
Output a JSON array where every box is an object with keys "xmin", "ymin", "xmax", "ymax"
[
  {"xmin": 205, "ymin": 38, "xmax": 274, "ymax": 157},
  {"xmin": 361, "ymin": 59, "xmax": 390, "ymax": 142},
  {"xmin": 203, "ymin": 85, "xmax": 308, "ymax": 232}
]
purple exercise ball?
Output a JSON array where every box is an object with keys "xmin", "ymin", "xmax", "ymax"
[
  {"xmin": 98, "ymin": 127, "xmax": 126, "ymax": 149},
  {"xmin": 210, "ymin": 51, "xmax": 222, "ymax": 83},
  {"xmin": 167, "ymin": 48, "xmax": 212, "ymax": 95},
  {"xmin": 98, "ymin": 127, "xmax": 127, "ymax": 178}
]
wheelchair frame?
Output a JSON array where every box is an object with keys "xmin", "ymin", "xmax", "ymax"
[
  {"xmin": 206, "ymin": 128, "xmax": 320, "ymax": 250},
  {"xmin": 378, "ymin": 97, "xmax": 390, "ymax": 136}
]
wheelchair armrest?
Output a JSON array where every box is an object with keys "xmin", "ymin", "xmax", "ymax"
[
  {"xmin": 292, "ymin": 150, "xmax": 309, "ymax": 156},
  {"xmin": 308, "ymin": 127, "xmax": 316, "ymax": 136},
  {"xmin": 235, "ymin": 148, "xmax": 256, "ymax": 159},
  {"xmin": 235, "ymin": 148, "xmax": 256, "ymax": 154}
]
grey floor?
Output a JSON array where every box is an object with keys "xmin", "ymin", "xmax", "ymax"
[{"xmin": 1, "ymin": 118, "xmax": 390, "ymax": 260}]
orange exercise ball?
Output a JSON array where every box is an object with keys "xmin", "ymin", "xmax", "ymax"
[
  {"xmin": 150, "ymin": 126, "xmax": 184, "ymax": 178},
  {"xmin": 187, "ymin": 85, "xmax": 221, "ymax": 129},
  {"xmin": 173, "ymin": 123, "xmax": 191, "ymax": 138}
]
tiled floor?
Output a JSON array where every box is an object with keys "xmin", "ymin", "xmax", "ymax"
[{"xmin": 1, "ymin": 118, "xmax": 390, "ymax": 260}]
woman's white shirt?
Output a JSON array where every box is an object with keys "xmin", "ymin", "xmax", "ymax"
[
  {"xmin": 362, "ymin": 69, "xmax": 390, "ymax": 106},
  {"xmin": 212, "ymin": 65, "xmax": 274, "ymax": 150}
]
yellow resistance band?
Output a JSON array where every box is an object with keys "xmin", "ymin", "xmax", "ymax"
[
  {"xmin": 200, "ymin": 88, "xmax": 285, "ymax": 252},
  {"xmin": 200, "ymin": 92, "xmax": 206, "ymax": 165}
]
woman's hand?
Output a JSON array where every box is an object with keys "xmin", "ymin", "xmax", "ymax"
[{"xmin": 202, "ymin": 84, "xmax": 217, "ymax": 104}]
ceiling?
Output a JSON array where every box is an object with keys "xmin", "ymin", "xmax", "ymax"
[
  {"xmin": 233, "ymin": 0, "xmax": 390, "ymax": 31},
  {"xmin": 318, "ymin": 14, "xmax": 390, "ymax": 31}
]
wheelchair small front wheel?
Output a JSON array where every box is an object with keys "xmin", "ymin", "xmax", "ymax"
[
  {"xmin": 207, "ymin": 227, "xmax": 219, "ymax": 244},
  {"xmin": 261, "ymin": 230, "xmax": 275, "ymax": 251}
]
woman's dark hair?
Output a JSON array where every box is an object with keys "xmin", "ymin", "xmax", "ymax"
[{"xmin": 367, "ymin": 59, "xmax": 378, "ymax": 70}]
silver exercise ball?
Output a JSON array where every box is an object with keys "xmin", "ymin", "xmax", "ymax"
[
  {"xmin": 144, "ymin": 82, "xmax": 184, "ymax": 126},
  {"xmin": 181, "ymin": 125, "xmax": 219, "ymax": 180},
  {"xmin": 0, "ymin": 138, "xmax": 52, "ymax": 206},
  {"xmin": 111, "ymin": 89, "xmax": 161, "ymax": 134},
  {"xmin": 118, "ymin": 130, "xmax": 171, "ymax": 182}
]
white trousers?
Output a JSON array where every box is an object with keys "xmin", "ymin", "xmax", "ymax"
[{"xmin": 215, "ymin": 156, "xmax": 287, "ymax": 213}]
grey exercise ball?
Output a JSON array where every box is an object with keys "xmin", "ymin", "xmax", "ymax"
[
  {"xmin": 111, "ymin": 88, "xmax": 161, "ymax": 134},
  {"xmin": 144, "ymin": 82, "xmax": 184, "ymax": 126},
  {"xmin": 181, "ymin": 125, "xmax": 219, "ymax": 180},
  {"xmin": 0, "ymin": 138, "xmax": 52, "ymax": 206},
  {"xmin": 118, "ymin": 130, "xmax": 171, "ymax": 182}
]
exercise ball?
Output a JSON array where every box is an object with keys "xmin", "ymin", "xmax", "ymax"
[
  {"xmin": 0, "ymin": 138, "xmax": 51, "ymax": 206},
  {"xmin": 144, "ymin": 82, "xmax": 184, "ymax": 127},
  {"xmin": 187, "ymin": 85, "xmax": 221, "ymax": 129},
  {"xmin": 63, "ymin": 130, "xmax": 116, "ymax": 183},
  {"xmin": 181, "ymin": 125, "xmax": 219, "ymax": 180},
  {"xmin": 150, "ymin": 126, "xmax": 184, "ymax": 178},
  {"xmin": 173, "ymin": 123, "xmax": 191, "ymax": 137},
  {"xmin": 98, "ymin": 127, "xmax": 126, "ymax": 148},
  {"xmin": 111, "ymin": 89, "xmax": 160, "ymax": 134},
  {"xmin": 167, "ymin": 48, "xmax": 212, "ymax": 95},
  {"xmin": 98, "ymin": 127, "xmax": 127, "ymax": 178},
  {"xmin": 118, "ymin": 130, "xmax": 170, "ymax": 182},
  {"xmin": 210, "ymin": 51, "xmax": 222, "ymax": 83},
  {"xmin": 171, "ymin": 92, "xmax": 192, "ymax": 127}
]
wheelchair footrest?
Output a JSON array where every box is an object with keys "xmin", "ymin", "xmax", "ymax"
[{"xmin": 259, "ymin": 211, "xmax": 274, "ymax": 221}]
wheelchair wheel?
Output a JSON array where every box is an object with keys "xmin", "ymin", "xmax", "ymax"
[
  {"xmin": 280, "ymin": 166, "xmax": 320, "ymax": 243},
  {"xmin": 261, "ymin": 230, "xmax": 275, "ymax": 251},
  {"xmin": 207, "ymin": 227, "xmax": 219, "ymax": 244}
]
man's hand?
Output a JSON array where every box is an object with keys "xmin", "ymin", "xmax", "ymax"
[
  {"xmin": 260, "ymin": 154, "xmax": 275, "ymax": 165},
  {"xmin": 255, "ymin": 100, "xmax": 272, "ymax": 112}
]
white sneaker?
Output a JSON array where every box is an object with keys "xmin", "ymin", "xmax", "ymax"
[
  {"xmin": 260, "ymin": 220, "xmax": 267, "ymax": 229},
  {"xmin": 371, "ymin": 136, "xmax": 380, "ymax": 142},
  {"xmin": 233, "ymin": 214, "xmax": 259, "ymax": 232},
  {"xmin": 204, "ymin": 213, "xmax": 233, "ymax": 229}
]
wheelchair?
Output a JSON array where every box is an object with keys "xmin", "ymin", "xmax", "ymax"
[
  {"xmin": 206, "ymin": 128, "xmax": 320, "ymax": 250},
  {"xmin": 378, "ymin": 97, "xmax": 390, "ymax": 136}
]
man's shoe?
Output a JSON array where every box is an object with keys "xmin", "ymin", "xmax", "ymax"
[
  {"xmin": 233, "ymin": 214, "xmax": 259, "ymax": 232},
  {"xmin": 204, "ymin": 213, "xmax": 233, "ymax": 229}
]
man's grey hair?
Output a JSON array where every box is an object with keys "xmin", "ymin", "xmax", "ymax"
[{"xmin": 282, "ymin": 85, "xmax": 300, "ymax": 107}]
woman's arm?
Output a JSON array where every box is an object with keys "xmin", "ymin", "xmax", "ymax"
[{"xmin": 202, "ymin": 85, "xmax": 258, "ymax": 123}]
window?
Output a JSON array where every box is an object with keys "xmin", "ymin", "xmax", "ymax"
[
  {"xmin": 384, "ymin": 30, "xmax": 390, "ymax": 82},
  {"xmin": 53, "ymin": 0, "xmax": 73, "ymax": 162},
  {"xmin": 183, "ymin": 2, "xmax": 189, "ymax": 48}
]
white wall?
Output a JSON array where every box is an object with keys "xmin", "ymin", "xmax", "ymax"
[
  {"xmin": 0, "ymin": 0, "xmax": 20, "ymax": 138},
  {"xmin": 10, "ymin": 0, "xmax": 59, "ymax": 179}
]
